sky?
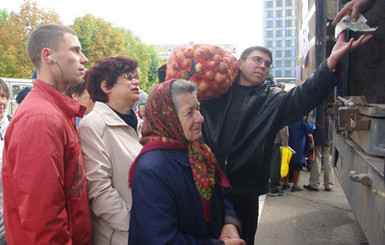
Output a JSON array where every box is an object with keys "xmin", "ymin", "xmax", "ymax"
[{"xmin": 1, "ymin": 0, "xmax": 265, "ymax": 53}]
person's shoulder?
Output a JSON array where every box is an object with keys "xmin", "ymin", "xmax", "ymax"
[
  {"xmin": 12, "ymin": 97, "xmax": 63, "ymax": 126},
  {"xmin": 137, "ymin": 150, "xmax": 167, "ymax": 167},
  {"xmin": 136, "ymin": 149, "xmax": 187, "ymax": 170}
]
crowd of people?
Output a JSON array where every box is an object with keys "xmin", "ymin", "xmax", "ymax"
[{"xmin": 0, "ymin": 0, "xmax": 377, "ymax": 244}]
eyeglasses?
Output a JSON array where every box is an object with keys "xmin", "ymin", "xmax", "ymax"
[
  {"xmin": 122, "ymin": 72, "xmax": 134, "ymax": 81},
  {"xmin": 246, "ymin": 56, "xmax": 274, "ymax": 70}
]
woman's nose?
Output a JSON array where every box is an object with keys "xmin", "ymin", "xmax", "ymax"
[{"xmin": 132, "ymin": 78, "xmax": 139, "ymax": 86}]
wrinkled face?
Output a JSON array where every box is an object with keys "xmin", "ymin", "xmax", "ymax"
[
  {"xmin": 50, "ymin": 33, "xmax": 88, "ymax": 84},
  {"xmin": 73, "ymin": 90, "xmax": 94, "ymax": 115},
  {"xmin": 109, "ymin": 72, "xmax": 140, "ymax": 108},
  {"xmin": 0, "ymin": 88, "xmax": 8, "ymax": 119},
  {"xmin": 176, "ymin": 92, "xmax": 204, "ymax": 142},
  {"xmin": 138, "ymin": 104, "xmax": 145, "ymax": 116},
  {"xmin": 238, "ymin": 50, "xmax": 271, "ymax": 86}
]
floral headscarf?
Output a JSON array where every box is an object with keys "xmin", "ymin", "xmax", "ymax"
[{"xmin": 129, "ymin": 79, "xmax": 230, "ymax": 222}]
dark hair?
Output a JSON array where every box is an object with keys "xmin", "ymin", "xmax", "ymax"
[
  {"xmin": 0, "ymin": 78, "xmax": 10, "ymax": 100},
  {"xmin": 240, "ymin": 46, "xmax": 273, "ymax": 64},
  {"xmin": 15, "ymin": 86, "xmax": 31, "ymax": 104},
  {"xmin": 65, "ymin": 77, "xmax": 86, "ymax": 98},
  {"xmin": 85, "ymin": 56, "xmax": 138, "ymax": 102},
  {"xmin": 27, "ymin": 24, "xmax": 77, "ymax": 69}
]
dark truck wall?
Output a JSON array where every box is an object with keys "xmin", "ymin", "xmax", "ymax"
[{"xmin": 342, "ymin": 0, "xmax": 385, "ymax": 103}]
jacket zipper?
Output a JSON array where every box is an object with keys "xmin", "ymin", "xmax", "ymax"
[{"xmin": 218, "ymin": 89, "xmax": 252, "ymax": 174}]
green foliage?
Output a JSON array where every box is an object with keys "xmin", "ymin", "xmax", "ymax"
[
  {"xmin": 147, "ymin": 45, "xmax": 164, "ymax": 91},
  {"xmin": 71, "ymin": 14, "xmax": 125, "ymax": 67},
  {"xmin": 0, "ymin": 0, "xmax": 164, "ymax": 93},
  {"xmin": 0, "ymin": 0, "xmax": 61, "ymax": 78},
  {"xmin": 0, "ymin": 9, "xmax": 10, "ymax": 22}
]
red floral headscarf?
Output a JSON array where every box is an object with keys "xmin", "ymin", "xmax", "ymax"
[{"xmin": 129, "ymin": 79, "xmax": 230, "ymax": 222}]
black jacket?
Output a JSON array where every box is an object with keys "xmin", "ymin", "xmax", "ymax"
[{"xmin": 201, "ymin": 61, "xmax": 340, "ymax": 197}]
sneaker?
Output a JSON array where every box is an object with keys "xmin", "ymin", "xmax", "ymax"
[
  {"xmin": 268, "ymin": 189, "xmax": 286, "ymax": 197},
  {"xmin": 324, "ymin": 187, "xmax": 332, "ymax": 192},
  {"xmin": 291, "ymin": 186, "xmax": 304, "ymax": 192},
  {"xmin": 282, "ymin": 184, "xmax": 290, "ymax": 190},
  {"xmin": 303, "ymin": 184, "xmax": 320, "ymax": 192}
]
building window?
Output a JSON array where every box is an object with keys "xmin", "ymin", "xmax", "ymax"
[
  {"xmin": 285, "ymin": 50, "xmax": 291, "ymax": 56},
  {"xmin": 266, "ymin": 41, "xmax": 273, "ymax": 47},
  {"xmin": 286, "ymin": 0, "xmax": 292, "ymax": 6},
  {"xmin": 285, "ymin": 20, "xmax": 292, "ymax": 27},
  {"xmin": 266, "ymin": 11, "xmax": 273, "ymax": 18},
  {"xmin": 276, "ymin": 0, "xmax": 282, "ymax": 7},
  {"xmin": 276, "ymin": 20, "xmax": 282, "ymax": 27},
  {"xmin": 285, "ymin": 30, "xmax": 292, "ymax": 37},
  {"xmin": 266, "ymin": 1, "xmax": 273, "ymax": 7},
  {"xmin": 285, "ymin": 40, "xmax": 292, "ymax": 46},
  {"xmin": 266, "ymin": 31, "xmax": 273, "ymax": 37},
  {"xmin": 276, "ymin": 50, "xmax": 282, "ymax": 57},
  {"xmin": 276, "ymin": 40, "xmax": 282, "ymax": 47},
  {"xmin": 276, "ymin": 61, "xmax": 282, "ymax": 67},
  {"xmin": 276, "ymin": 10, "xmax": 282, "ymax": 17},
  {"xmin": 276, "ymin": 30, "xmax": 282, "ymax": 37},
  {"xmin": 267, "ymin": 21, "xmax": 273, "ymax": 28},
  {"xmin": 285, "ymin": 70, "xmax": 292, "ymax": 77},
  {"xmin": 276, "ymin": 70, "xmax": 282, "ymax": 77},
  {"xmin": 285, "ymin": 60, "xmax": 291, "ymax": 66},
  {"xmin": 286, "ymin": 10, "xmax": 292, "ymax": 16}
]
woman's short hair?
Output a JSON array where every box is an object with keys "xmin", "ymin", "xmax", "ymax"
[
  {"xmin": 0, "ymin": 78, "xmax": 10, "ymax": 100},
  {"xmin": 170, "ymin": 79, "xmax": 197, "ymax": 112},
  {"xmin": 85, "ymin": 56, "xmax": 138, "ymax": 102},
  {"xmin": 65, "ymin": 77, "xmax": 86, "ymax": 98}
]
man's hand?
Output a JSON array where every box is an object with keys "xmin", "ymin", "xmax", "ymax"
[
  {"xmin": 219, "ymin": 224, "xmax": 246, "ymax": 245},
  {"xmin": 327, "ymin": 30, "xmax": 373, "ymax": 70},
  {"xmin": 332, "ymin": 0, "xmax": 377, "ymax": 25}
]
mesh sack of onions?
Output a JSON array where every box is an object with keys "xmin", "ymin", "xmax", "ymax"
[{"xmin": 165, "ymin": 44, "xmax": 239, "ymax": 101}]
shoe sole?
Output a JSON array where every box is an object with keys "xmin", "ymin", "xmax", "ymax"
[{"xmin": 303, "ymin": 185, "xmax": 320, "ymax": 191}]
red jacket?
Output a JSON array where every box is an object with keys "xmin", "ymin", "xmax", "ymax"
[{"xmin": 2, "ymin": 80, "xmax": 92, "ymax": 244}]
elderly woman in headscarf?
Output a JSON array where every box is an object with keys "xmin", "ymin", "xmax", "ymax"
[
  {"xmin": 78, "ymin": 56, "xmax": 143, "ymax": 245},
  {"xmin": 128, "ymin": 79, "xmax": 245, "ymax": 245}
]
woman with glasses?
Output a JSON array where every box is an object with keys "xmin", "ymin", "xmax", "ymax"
[{"xmin": 78, "ymin": 56, "xmax": 143, "ymax": 245}]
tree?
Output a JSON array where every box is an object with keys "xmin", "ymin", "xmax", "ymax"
[
  {"xmin": 147, "ymin": 45, "xmax": 165, "ymax": 91},
  {"xmin": 120, "ymin": 28, "xmax": 151, "ymax": 92},
  {"xmin": 71, "ymin": 14, "xmax": 125, "ymax": 67},
  {"xmin": 0, "ymin": 0, "xmax": 61, "ymax": 78}
]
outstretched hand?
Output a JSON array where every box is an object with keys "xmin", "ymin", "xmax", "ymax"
[
  {"xmin": 332, "ymin": 0, "xmax": 376, "ymax": 25},
  {"xmin": 327, "ymin": 30, "xmax": 373, "ymax": 70}
]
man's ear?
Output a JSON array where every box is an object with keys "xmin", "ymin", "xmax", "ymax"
[
  {"xmin": 100, "ymin": 80, "xmax": 111, "ymax": 94},
  {"xmin": 238, "ymin": 59, "xmax": 244, "ymax": 71}
]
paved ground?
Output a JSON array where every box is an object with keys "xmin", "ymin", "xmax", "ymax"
[{"xmin": 255, "ymin": 169, "xmax": 368, "ymax": 245}]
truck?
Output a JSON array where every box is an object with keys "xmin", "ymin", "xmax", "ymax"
[
  {"xmin": 2, "ymin": 78, "xmax": 33, "ymax": 115},
  {"xmin": 296, "ymin": 1, "xmax": 384, "ymax": 244}
]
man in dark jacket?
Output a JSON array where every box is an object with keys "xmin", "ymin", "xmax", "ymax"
[{"xmin": 200, "ymin": 31, "xmax": 372, "ymax": 244}]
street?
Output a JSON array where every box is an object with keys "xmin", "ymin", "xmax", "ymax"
[{"xmin": 255, "ymin": 168, "xmax": 368, "ymax": 245}]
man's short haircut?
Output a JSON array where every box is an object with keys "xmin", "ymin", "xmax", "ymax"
[
  {"xmin": 85, "ymin": 56, "xmax": 138, "ymax": 103},
  {"xmin": 240, "ymin": 46, "xmax": 273, "ymax": 64},
  {"xmin": 0, "ymin": 78, "xmax": 10, "ymax": 100},
  {"xmin": 27, "ymin": 24, "xmax": 77, "ymax": 69},
  {"xmin": 65, "ymin": 78, "xmax": 86, "ymax": 98},
  {"xmin": 170, "ymin": 79, "xmax": 197, "ymax": 113}
]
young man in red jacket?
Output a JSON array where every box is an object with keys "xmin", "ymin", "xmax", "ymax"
[{"xmin": 2, "ymin": 24, "xmax": 92, "ymax": 244}]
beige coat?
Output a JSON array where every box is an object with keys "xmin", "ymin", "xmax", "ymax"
[{"xmin": 78, "ymin": 102, "xmax": 142, "ymax": 245}]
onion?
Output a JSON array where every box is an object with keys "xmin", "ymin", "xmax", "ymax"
[{"xmin": 217, "ymin": 62, "xmax": 228, "ymax": 74}]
